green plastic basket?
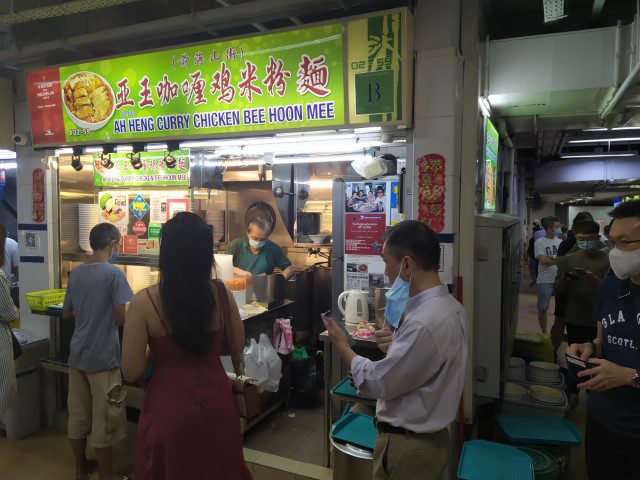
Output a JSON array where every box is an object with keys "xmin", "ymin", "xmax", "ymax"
[{"xmin": 26, "ymin": 289, "xmax": 66, "ymax": 311}]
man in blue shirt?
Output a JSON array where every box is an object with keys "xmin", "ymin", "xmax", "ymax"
[
  {"xmin": 568, "ymin": 200, "xmax": 640, "ymax": 480},
  {"xmin": 226, "ymin": 217, "xmax": 295, "ymax": 279}
]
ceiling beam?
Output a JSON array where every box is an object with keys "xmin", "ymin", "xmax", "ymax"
[
  {"xmin": 1, "ymin": 0, "xmax": 330, "ymax": 66},
  {"xmin": 214, "ymin": 0, "xmax": 268, "ymax": 32}
]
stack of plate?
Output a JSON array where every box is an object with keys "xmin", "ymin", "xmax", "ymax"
[
  {"xmin": 528, "ymin": 384, "xmax": 565, "ymax": 406},
  {"xmin": 528, "ymin": 361, "xmax": 561, "ymax": 386},
  {"xmin": 206, "ymin": 210, "xmax": 225, "ymax": 242},
  {"xmin": 504, "ymin": 383, "xmax": 528, "ymax": 403},
  {"xmin": 60, "ymin": 204, "xmax": 79, "ymax": 251},
  {"xmin": 126, "ymin": 266, "xmax": 152, "ymax": 293},
  {"xmin": 78, "ymin": 204, "xmax": 98, "ymax": 253},
  {"xmin": 506, "ymin": 357, "xmax": 526, "ymax": 383}
]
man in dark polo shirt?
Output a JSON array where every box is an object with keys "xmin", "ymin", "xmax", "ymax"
[{"xmin": 568, "ymin": 200, "xmax": 640, "ymax": 480}]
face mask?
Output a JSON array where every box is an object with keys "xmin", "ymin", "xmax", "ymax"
[
  {"xmin": 249, "ymin": 238, "xmax": 266, "ymax": 249},
  {"xmin": 109, "ymin": 251, "xmax": 118, "ymax": 263},
  {"xmin": 384, "ymin": 262, "xmax": 411, "ymax": 329},
  {"xmin": 554, "ymin": 227, "xmax": 562, "ymax": 236},
  {"xmin": 577, "ymin": 239, "xmax": 599, "ymax": 251},
  {"xmin": 609, "ymin": 248, "xmax": 640, "ymax": 279}
]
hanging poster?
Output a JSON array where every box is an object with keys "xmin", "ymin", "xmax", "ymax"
[
  {"xmin": 166, "ymin": 198, "xmax": 190, "ymax": 220},
  {"xmin": 98, "ymin": 191, "xmax": 129, "ymax": 236},
  {"xmin": 345, "ymin": 181, "xmax": 388, "ymax": 214},
  {"xmin": 484, "ymin": 118, "xmax": 499, "ymax": 211},
  {"xmin": 344, "ymin": 254, "xmax": 386, "ymax": 293},
  {"xmin": 345, "ymin": 214, "xmax": 386, "ymax": 256},
  {"xmin": 416, "ymin": 153, "xmax": 446, "ymax": 233},
  {"xmin": 32, "ymin": 168, "xmax": 45, "ymax": 223}
]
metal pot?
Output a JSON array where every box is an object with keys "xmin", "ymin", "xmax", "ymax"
[{"xmin": 247, "ymin": 274, "xmax": 286, "ymax": 303}]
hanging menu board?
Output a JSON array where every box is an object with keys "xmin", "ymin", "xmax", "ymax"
[
  {"xmin": 25, "ymin": 9, "xmax": 413, "ymax": 147},
  {"xmin": 484, "ymin": 118, "xmax": 499, "ymax": 211}
]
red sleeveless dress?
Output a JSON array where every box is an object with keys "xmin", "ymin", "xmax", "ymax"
[{"xmin": 135, "ymin": 295, "xmax": 252, "ymax": 479}]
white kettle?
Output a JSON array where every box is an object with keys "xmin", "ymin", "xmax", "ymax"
[{"xmin": 338, "ymin": 289, "xmax": 370, "ymax": 325}]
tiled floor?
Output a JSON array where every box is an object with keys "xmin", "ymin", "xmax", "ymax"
[{"xmin": 517, "ymin": 264, "xmax": 588, "ymax": 479}]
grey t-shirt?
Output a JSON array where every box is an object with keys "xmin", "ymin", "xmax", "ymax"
[{"xmin": 63, "ymin": 263, "xmax": 133, "ymax": 372}]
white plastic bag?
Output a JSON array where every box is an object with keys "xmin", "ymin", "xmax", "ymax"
[
  {"xmin": 260, "ymin": 333, "xmax": 283, "ymax": 393},
  {"xmin": 244, "ymin": 338, "xmax": 268, "ymax": 390}
]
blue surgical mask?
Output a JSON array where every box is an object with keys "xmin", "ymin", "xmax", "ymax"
[
  {"xmin": 577, "ymin": 239, "xmax": 598, "ymax": 251},
  {"xmin": 109, "ymin": 252, "xmax": 118, "ymax": 263},
  {"xmin": 384, "ymin": 263, "xmax": 411, "ymax": 329},
  {"xmin": 554, "ymin": 227, "xmax": 562, "ymax": 237},
  {"xmin": 249, "ymin": 238, "xmax": 266, "ymax": 249}
]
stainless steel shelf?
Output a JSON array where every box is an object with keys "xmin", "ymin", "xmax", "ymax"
[{"xmin": 60, "ymin": 252, "xmax": 159, "ymax": 268}]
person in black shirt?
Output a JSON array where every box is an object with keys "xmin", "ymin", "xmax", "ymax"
[
  {"xmin": 551, "ymin": 211, "xmax": 596, "ymax": 357},
  {"xmin": 567, "ymin": 200, "xmax": 640, "ymax": 480}
]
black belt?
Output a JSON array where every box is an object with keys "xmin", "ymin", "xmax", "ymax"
[{"xmin": 375, "ymin": 420, "xmax": 415, "ymax": 435}]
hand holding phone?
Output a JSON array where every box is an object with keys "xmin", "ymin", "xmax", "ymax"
[
  {"xmin": 322, "ymin": 310, "xmax": 356, "ymax": 347},
  {"xmin": 566, "ymin": 353, "xmax": 598, "ymax": 382}
]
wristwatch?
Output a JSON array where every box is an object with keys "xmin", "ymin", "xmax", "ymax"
[{"xmin": 632, "ymin": 370, "xmax": 640, "ymax": 389}]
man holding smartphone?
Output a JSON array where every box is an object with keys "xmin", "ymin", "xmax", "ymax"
[
  {"xmin": 567, "ymin": 201, "xmax": 640, "ymax": 480},
  {"xmin": 323, "ymin": 221, "xmax": 467, "ymax": 480},
  {"xmin": 556, "ymin": 219, "xmax": 610, "ymax": 406}
]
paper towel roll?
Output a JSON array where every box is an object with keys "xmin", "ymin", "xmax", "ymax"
[{"xmin": 213, "ymin": 254, "xmax": 234, "ymax": 281}]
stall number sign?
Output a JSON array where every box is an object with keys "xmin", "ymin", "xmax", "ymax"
[{"xmin": 355, "ymin": 70, "xmax": 394, "ymax": 115}]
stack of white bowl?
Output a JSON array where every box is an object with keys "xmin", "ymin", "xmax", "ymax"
[
  {"xmin": 504, "ymin": 382, "xmax": 528, "ymax": 403},
  {"xmin": 60, "ymin": 204, "xmax": 79, "ymax": 251},
  {"xmin": 528, "ymin": 384, "xmax": 565, "ymax": 406},
  {"xmin": 528, "ymin": 361, "xmax": 561, "ymax": 387},
  {"xmin": 126, "ymin": 266, "xmax": 152, "ymax": 293},
  {"xmin": 206, "ymin": 210, "xmax": 225, "ymax": 242},
  {"xmin": 78, "ymin": 204, "xmax": 98, "ymax": 253},
  {"xmin": 506, "ymin": 357, "xmax": 526, "ymax": 383}
]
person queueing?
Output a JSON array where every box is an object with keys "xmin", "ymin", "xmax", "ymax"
[
  {"xmin": 122, "ymin": 212, "xmax": 252, "ymax": 480},
  {"xmin": 567, "ymin": 200, "xmax": 640, "ymax": 480},
  {"xmin": 534, "ymin": 216, "xmax": 563, "ymax": 333},
  {"xmin": 63, "ymin": 223, "xmax": 133, "ymax": 480},
  {"xmin": 323, "ymin": 221, "xmax": 467, "ymax": 480},
  {"xmin": 0, "ymin": 225, "xmax": 19, "ymax": 419}
]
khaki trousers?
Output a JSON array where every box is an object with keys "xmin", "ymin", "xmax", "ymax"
[{"xmin": 372, "ymin": 428, "xmax": 450, "ymax": 480}]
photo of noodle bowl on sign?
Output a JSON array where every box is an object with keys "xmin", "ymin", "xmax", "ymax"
[{"xmin": 63, "ymin": 71, "xmax": 115, "ymax": 131}]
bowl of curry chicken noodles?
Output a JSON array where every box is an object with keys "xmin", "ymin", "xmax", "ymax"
[{"xmin": 62, "ymin": 71, "xmax": 116, "ymax": 131}]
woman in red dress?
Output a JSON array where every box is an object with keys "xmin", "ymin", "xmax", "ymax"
[{"xmin": 122, "ymin": 212, "xmax": 252, "ymax": 479}]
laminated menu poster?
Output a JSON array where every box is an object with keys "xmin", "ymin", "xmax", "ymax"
[
  {"xmin": 344, "ymin": 254, "xmax": 386, "ymax": 294},
  {"xmin": 344, "ymin": 181, "xmax": 391, "ymax": 256}
]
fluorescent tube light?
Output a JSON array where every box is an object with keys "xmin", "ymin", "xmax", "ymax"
[
  {"xmin": 479, "ymin": 97, "xmax": 491, "ymax": 118},
  {"xmin": 273, "ymin": 154, "xmax": 371, "ymax": 165},
  {"xmin": 560, "ymin": 153, "xmax": 636, "ymax": 158},
  {"xmin": 223, "ymin": 159, "xmax": 266, "ymax": 167},
  {"xmin": 55, "ymin": 148, "xmax": 73, "ymax": 155},
  {"xmin": 84, "ymin": 147, "xmax": 102, "ymax": 154},
  {"xmin": 116, "ymin": 145, "xmax": 133, "ymax": 152},
  {"xmin": 612, "ymin": 126, "xmax": 640, "ymax": 130},
  {"xmin": 582, "ymin": 128, "xmax": 609, "ymax": 132},
  {"xmin": 568, "ymin": 137, "xmax": 640, "ymax": 143},
  {"xmin": 146, "ymin": 143, "xmax": 168, "ymax": 151},
  {"xmin": 354, "ymin": 127, "xmax": 382, "ymax": 133},
  {"xmin": 0, "ymin": 162, "xmax": 17, "ymax": 169}
]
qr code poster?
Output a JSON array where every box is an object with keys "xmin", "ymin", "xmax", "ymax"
[{"xmin": 21, "ymin": 231, "xmax": 39, "ymax": 252}]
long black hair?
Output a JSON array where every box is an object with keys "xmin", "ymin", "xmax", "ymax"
[{"xmin": 159, "ymin": 212, "xmax": 216, "ymax": 355}]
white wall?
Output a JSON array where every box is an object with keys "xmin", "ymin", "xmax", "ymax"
[{"xmin": 568, "ymin": 206, "xmax": 613, "ymax": 233}]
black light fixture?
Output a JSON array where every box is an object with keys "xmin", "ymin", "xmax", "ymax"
[
  {"xmin": 99, "ymin": 144, "xmax": 115, "ymax": 169},
  {"xmin": 128, "ymin": 143, "xmax": 145, "ymax": 170},
  {"xmin": 71, "ymin": 146, "xmax": 83, "ymax": 171},
  {"xmin": 164, "ymin": 140, "xmax": 180, "ymax": 169}
]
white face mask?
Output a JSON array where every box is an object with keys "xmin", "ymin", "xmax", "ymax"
[
  {"xmin": 609, "ymin": 247, "xmax": 640, "ymax": 279},
  {"xmin": 249, "ymin": 238, "xmax": 266, "ymax": 249}
]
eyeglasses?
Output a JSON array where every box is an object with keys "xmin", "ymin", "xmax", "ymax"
[{"xmin": 612, "ymin": 239, "xmax": 640, "ymax": 251}]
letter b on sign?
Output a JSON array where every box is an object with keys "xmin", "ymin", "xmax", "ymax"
[{"xmin": 355, "ymin": 70, "xmax": 394, "ymax": 115}]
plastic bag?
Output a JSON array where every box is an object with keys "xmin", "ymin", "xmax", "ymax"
[
  {"xmin": 244, "ymin": 338, "xmax": 268, "ymax": 390},
  {"xmin": 273, "ymin": 318, "xmax": 294, "ymax": 355},
  {"xmin": 260, "ymin": 333, "xmax": 283, "ymax": 393}
]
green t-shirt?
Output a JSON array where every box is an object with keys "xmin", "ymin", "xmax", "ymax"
[
  {"xmin": 225, "ymin": 237, "xmax": 292, "ymax": 275},
  {"xmin": 556, "ymin": 249, "xmax": 610, "ymax": 326}
]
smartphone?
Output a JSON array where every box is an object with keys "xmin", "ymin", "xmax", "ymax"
[
  {"xmin": 322, "ymin": 309, "xmax": 356, "ymax": 347},
  {"xmin": 566, "ymin": 353, "xmax": 597, "ymax": 381}
]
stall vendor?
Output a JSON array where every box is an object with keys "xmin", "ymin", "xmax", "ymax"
[{"xmin": 226, "ymin": 217, "xmax": 296, "ymax": 279}]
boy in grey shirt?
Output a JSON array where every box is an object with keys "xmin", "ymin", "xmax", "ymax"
[{"xmin": 63, "ymin": 223, "xmax": 132, "ymax": 480}]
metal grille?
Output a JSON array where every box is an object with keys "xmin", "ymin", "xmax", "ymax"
[
  {"xmin": 0, "ymin": 0, "xmax": 141, "ymax": 25},
  {"xmin": 542, "ymin": 0, "xmax": 567, "ymax": 23}
]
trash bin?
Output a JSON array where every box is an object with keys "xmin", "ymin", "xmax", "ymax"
[
  {"xmin": 331, "ymin": 436, "xmax": 373, "ymax": 480},
  {"xmin": 3, "ymin": 369, "xmax": 41, "ymax": 441}
]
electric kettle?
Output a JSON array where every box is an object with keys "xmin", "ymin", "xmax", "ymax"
[{"xmin": 338, "ymin": 289, "xmax": 370, "ymax": 325}]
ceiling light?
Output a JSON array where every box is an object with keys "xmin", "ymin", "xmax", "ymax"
[
  {"xmin": 127, "ymin": 152, "xmax": 143, "ymax": 170},
  {"xmin": 85, "ymin": 147, "xmax": 102, "ymax": 154},
  {"xmin": 55, "ymin": 148, "xmax": 73, "ymax": 155},
  {"xmin": 71, "ymin": 147, "xmax": 83, "ymax": 171},
  {"xmin": 478, "ymin": 97, "xmax": 491, "ymax": 118},
  {"xmin": 99, "ymin": 153, "xmax": 114, "ymax": 169},
  {"xmin": 146, "ymin": 143, "xmax": 168, "ymax": 151},
  {"xmin": 0, "ymin": 162, "xmax": 16, "ymax": 170},
  {"xmin": 272, "ymin": 154, "xmax": 371, "ymax": 165},
  {"xmin": 612, "ymin": 126, "xmax": 640, "ymax": 130},
  {"xmin": 164, "ymin": 153, "xmax": 177, "ymax": 169},
  {"xmin": 223, "ymin": 159, "xmax": 266, "ymax": 167},
  {"xmin": 116, "ymin": 145, "xmax": 133, "ymax": 153},
  {"xmin": 582, "ymin": 128, "xmax": 608, "ymax": 132},
  {"xmin": 543, "ymin": 0, "xmax": 567, "ymax": 23},
  {"xmin": 568, "ymin": 137, "xmax": 640, "ymax": 144},
  {"xmin": 354, "ymin": 127, "xmax": 382, "ymax": 133},
  {"xmin": 560, "ymin": 153, "xmax": 636, "ymax": 158},
  {"xmin": 0, "ymin": 149, "xmax": 16, "ymax": 159}
]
